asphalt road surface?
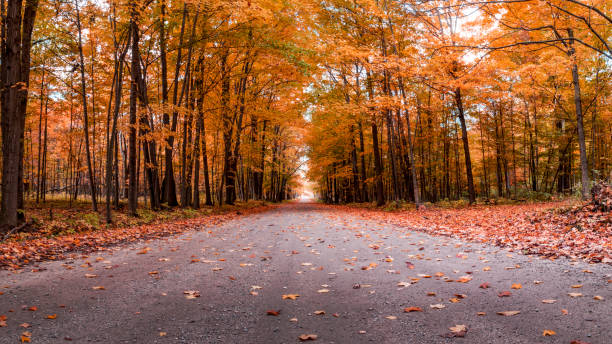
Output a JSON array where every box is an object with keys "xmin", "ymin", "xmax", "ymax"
[{"xmin": 0, "ymin": 203, "xmax": 610, "ymax": 343}]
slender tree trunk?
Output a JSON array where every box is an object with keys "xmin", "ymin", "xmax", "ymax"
[
  {"xmin": 454, "ymin": 88, "xmax": 476, "ymax": 204},
  {"xmin": 567, "ymin": 29, "xmax": 590, "ymax": 198},
  {"xmin": 75, "ymin": 0, "xmax": 98, "ymax": 211},
  {"xmin": 127, "ymin": 5, "xmax": 139, "ymax": 216}
]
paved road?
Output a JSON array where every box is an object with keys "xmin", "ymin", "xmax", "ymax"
[{"xmin": 0, "ymin": 203, "xmax": 610, "ymax": 343}]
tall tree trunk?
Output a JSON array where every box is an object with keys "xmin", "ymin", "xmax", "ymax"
[
  {"xmin": 127, "ymin": 4, "xmax": 139, "ymax": 216},
  {"xmin": 162, "ymin": 3, "xmax": 187, "ymax": 207},
  {"xmin": 567, "ymin": 29, "xmax": 590, "ymax": 198},
  {"xmin": 454, "ymin": 87, "xmax": 476, "ymax": 204},
  {"xmin": 75, "ymin": 0, "xmax": 98, "ymax": 211},
  {"xmin": 1, "ymin": 0, "xmax": 39, "ymax": 227},
  {"xmin": 105, "ymin": 25, "xmax": 129, "ymax": 223}
]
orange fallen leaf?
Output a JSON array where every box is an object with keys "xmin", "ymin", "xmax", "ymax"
[
  {"xmin": 571, "ymin": 284, "xmax": 583, "ymax": 288},
  {"xmin": 46, "ymin": 314, "xmax": 57, "ymax": 319},
  {"xmin": 298, "ymin": 334, "xmax": 318, "ymax": 341},
  {"xmin": 404, "ymin": 307, "xmax": 423, "ymax": 312},
  {"xmin": 511, "ymin": 283, "xmax": 522, "ymax": 289},
  {"xmin": 266, "ymin": 310, "xmax": 280, "ymax": 316},
  {"xmin": 28, "ymin": 306, "xmax": 37, "ymax": 311},
  {"xmin": 282, "ymin": 294, "xmax": 300, "ymax": 300},
  {"xmin": 542, "ymin": 330, "xmax": 556, "ymax": 336},
  {"xmin": 498, "ymin": 291, "xmax": 512, "ymax": 297},
  {"xmin": 314, "ymin": 310, "xmax": 325, "ymax": 315},
  {"xmin": 92, "ymin": 286, "xmax": 105, "ymax": 290}
]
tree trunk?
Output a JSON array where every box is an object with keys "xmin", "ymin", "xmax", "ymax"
[
  {"xmin": 75, "ymin": 0, "xmax": 98, "ymax": 211},
  {"xmin": 567, "ymin": 29, "xmax": 590, "ymax": 198},
  {"xmin": 454, "ymin": 87, "xmax": 476, "ymax": 204}
]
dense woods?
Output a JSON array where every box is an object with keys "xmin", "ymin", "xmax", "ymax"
[
  {"xmin": 0, "ymin": 0, "xmax": 610, "ymax": 230},
  {"xmin": 0, "ymin": 0, "xmax": 310, "ymax": 229},
  {"xmin": 307, "ymin": 0, "xmax": 611, "ymax": 206}
]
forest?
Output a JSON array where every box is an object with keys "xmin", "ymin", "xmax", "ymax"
[
  {"xmin": 0, "ymin": 1, "xmax": 611, "ymax": 343},
  {"xmin": 0, "ymin": 0, "xmax": 610, "ymax": 230}
]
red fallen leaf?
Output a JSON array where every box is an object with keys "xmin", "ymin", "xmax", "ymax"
[
  {"xmin": 266, "ymin": 310, "xmax": 280, "ymax": 316},
  {"xmin": 498, "ymin": 291, "xmax": 512, "ymax": 297},
  {"xmin": 404, "ymin": 307, "xmax": 423, "ymax": 312},
  {"xmin": 570, "ymin": 341, "xmax": 590, "ymax": 344},
  {"xmin": 479, "ymin": 282, "xmax": 490, "ymax": 289},
  {"xmin": 28, "ymin": 306, "xmax": 37, "ymax": 311},
  {"xmin": 405, "ymin": 261, "xmax": 415, "ymax": 269}
]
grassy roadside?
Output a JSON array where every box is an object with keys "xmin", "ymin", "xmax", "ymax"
[
  {"xmin": 4, "ymin": 199, "xmax": 272, "ymax": 242},
  {"xmin": 1, "ymin": 199, "xmax": 278, "ymax": 269}
]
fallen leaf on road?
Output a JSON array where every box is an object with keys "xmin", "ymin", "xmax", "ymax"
[
  {"xmin": 183, "ymin": 290, "xmax": 200, "ymax": 299},
  {"xmin": 92, "ymin": 286, "xmax": 105, "ymax": 290},
  {"xmin": 477, "ymin": 312, "xmax": 486, "ymax": 316},
  {"xmin": 385, "ymin": 315, "xmax": 397, "ymax": 320},
  {"xmin": 450, "ymin": 325, "xmax": 467, "ymax": 334},
  {"xmin": 568, "ymin": 293, "xmax": 583, "ymax": 297},
  {"xmin": 314, "ymin": 310, "xmax": 325, "ymax": 315},
  {"xmin": 498, "ymin": 291, "xmax": 512, "ymax": 297},
  {"xmin": 571, "ymin": 284, "xmax": 583, "ymax": 288},
  {"xmin": 85, "ymin": 274, "xmax": 97, "ymax": 278},
  {"xmin": 298, "ymin": 334, "xmax": 318, "ymax": 341},
  {"xmin": 289, "ymin": 318, "xmax": 298, "ymax": 322},
  {"xmin": 430, "ymin": 304, "xmax": 445, "ymax": 309},
  {"xmin": 456, "ymin": 275, "xmax": 472, "ymax": 283},
  {"xmin": 541, "ymin": 299, "xmax": 556, "ymax": 304},
  {"xmin": 561, "ymin": 309, "xmax": 569, "ymax": 315},
  {"xmin": 593, "ymin": 295, "xmax": 603, "ymax": 300},
  {"xmin": 282, "ymin": 294, "xmax": 300, "ymax": 300},
  {"xmin": 21, "ymin": 331, "xmax": 31, "ymax": 343},
  {"xmin": 159, "ymin": 332, "xmax": 167, "ymax": 336},
  {"xmin": 28, "ymin": 306, "xmax": 37, "ymax": 311},
  {"xmin": 266, "ymin": 310, "xmax": 280, "ymax": 316},
  {"xmin": 45, "ymin": 314, "xmax": 57, "ymax": 319},
  {"xmin": 479, "ymin": 282, "xmax": 490, "ymax": 289},
  {"xmin": 404, "ymin": 307, "xmax": 423, "ymax": 312},
  {"xmin": 497, "ymin": 311, "xmax": 520, "ymax": 316},
  {"xmin": 317, "ymin": 289, "xmax": 329, "ymax": 293},
  {"xmin": 542, "ymin": 330, "xmax": 556, "ymax": 336},
  {"xmin": 511, "ymin": 283, "xmax": 522, "ymax": 289}
]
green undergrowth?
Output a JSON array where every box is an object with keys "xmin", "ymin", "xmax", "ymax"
[{"xmin": 5, "ymin": 198, "xmax": 270, "ymax": 242}]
